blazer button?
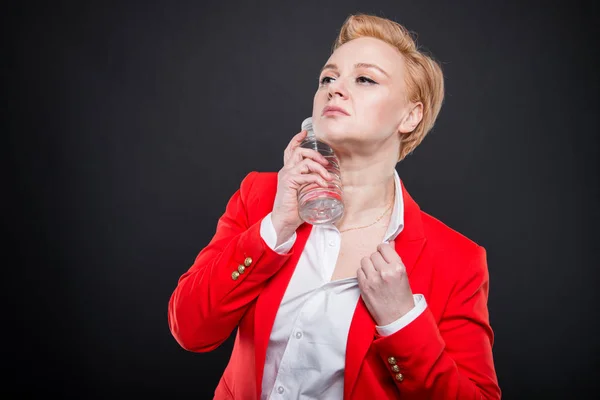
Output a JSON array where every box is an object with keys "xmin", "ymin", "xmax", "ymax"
[
  {"xmin": 238, "ymin": 265, "xmax": 246, "ymax": 274},
  {"xmin": 391, "ymin": 365, "xmax": 400, "ymax": 373},
  {"xmin": 387, "ymin": 356, "xmax": 397, "ymax": 365},
  {"xmin": 231, "ymin": 271, "xmax": 240, "ymax": 280},
  {"xmin": 395, "ymin": 373, "xmax": 404, "ymax": 382},
  {"xmin": 244, "ymin": 257, "xmax": 253, "ymax": 267}
]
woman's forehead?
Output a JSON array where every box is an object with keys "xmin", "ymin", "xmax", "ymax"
[{"xmin": 326, "ymin": 37, "xmax": 403, "ymax": 76}]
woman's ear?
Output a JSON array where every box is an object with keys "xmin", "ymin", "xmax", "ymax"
[{"xmin": 398, "ymin": 102, "xmax": 423, "ymax": 134}]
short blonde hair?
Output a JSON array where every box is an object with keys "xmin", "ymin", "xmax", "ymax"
[{"xmin": 333, "ymin": 14, "xmax": 445, "ymax": 161}]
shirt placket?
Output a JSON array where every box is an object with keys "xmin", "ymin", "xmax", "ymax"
[
  {"xmin": 269, "ymin": 287, "xmax": 324, "ymax": 398},
  {"xmin": 322, "ymin": 226, "xmax": 341, "ymax": 281}
]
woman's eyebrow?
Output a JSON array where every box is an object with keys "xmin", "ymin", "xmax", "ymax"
[
  {"xmin": 320, "ymin": 63, "xmax": 339, "ymax": 74},
  {"xmin": 355, "ymin": 63, "xmax": 390, "ymax": 78},
  {"xmin": 320, "ymin": 63, "xmax": 390, "ymax": 78}
]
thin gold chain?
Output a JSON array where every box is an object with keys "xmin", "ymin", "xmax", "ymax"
[{"xmin": 338, "ymin": 200, "xmax": 394, "ymax": 233}]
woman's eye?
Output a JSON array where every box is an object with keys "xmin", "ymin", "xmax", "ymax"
[
  {"xmin": 319, "ymin": 76, "xmax": 377, "ymax": 85},
  {"xmin": 357, "ymin": 76, "xmax": 377, "ymax": 84}
]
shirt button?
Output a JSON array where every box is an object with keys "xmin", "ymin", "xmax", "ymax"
[
  {"xmin": 277, "ymin": 386, "xmax": 284, "ymax": 394},
  {"xmin": 295, "ymin": 331, "xmax": 303, "ymax": 339},
  {"xmin": 328, "ymin": 240, "xmax": 335, "ymax": 247}
]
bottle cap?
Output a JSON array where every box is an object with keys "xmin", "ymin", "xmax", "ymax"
[{"xmin": 301, "ymin": 117, "xmax": 314, "ymax": 137}]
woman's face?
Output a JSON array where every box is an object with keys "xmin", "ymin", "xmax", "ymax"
[{"xmin": 312, "ymin": 37, "xmax": 417, "ymax": 156}]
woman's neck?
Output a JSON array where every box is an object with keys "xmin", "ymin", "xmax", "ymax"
[{"xmin": 335, "ymin": 154, "xmax": 397, "ymax": 229}]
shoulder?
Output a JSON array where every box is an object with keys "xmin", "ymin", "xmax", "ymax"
[
  {"xmin": 420, "ymin": 211, "xmax": 482, "ymax": 252},
  {"xmin": 419, "ymin": 210, "xmax": 487, "ymax": 274},
  {"xmin": 239, "ymin": 171, "xmax": 278, "ymax": 198},
  {"xmin": 238, "ymin": 171, "xmax": 279, "ymax": 221}
]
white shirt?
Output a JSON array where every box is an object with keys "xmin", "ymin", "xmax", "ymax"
[{"xmin": 259, "ymin": 170, "xmax": 427, "ymax": 399}]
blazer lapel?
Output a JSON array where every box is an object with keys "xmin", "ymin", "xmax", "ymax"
[
  {"xmin": 254, "ymin": 222, "xmax": 313, "ymax": 398},
  {"xmin": 396, "ymin": 179, "xmax": 427, "ymax": 278},
  {"xmin": 344, "ymin": 179, "xmax": 426, "ymax": 399},
  {"xmin": 344, "ymin": 296, "xmax": 376, "ymax": 399}
]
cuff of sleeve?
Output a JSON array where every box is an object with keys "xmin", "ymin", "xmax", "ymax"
[
  {"xmin": 260, "ymin": 212, "xmax": 296, "ymax": 255},
  {"xmin": 375, "ymin": 294, "xmax": 427, "ymax": 336},
  {"xmin": 225, "ymin": 219, "xmax": 294, "ymax": 287},
  {"xmin": 373, "ymin": 306, "xmax": 444, "ymax": 365}
]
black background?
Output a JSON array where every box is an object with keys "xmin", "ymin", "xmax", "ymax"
[{"xmin": 4, "ymin": 0, "xmax": 599, "ymax": 398}]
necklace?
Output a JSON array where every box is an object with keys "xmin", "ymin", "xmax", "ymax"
[{"xmin": 338, "ymin": 200, "xmax": 394, "ymax": 233}]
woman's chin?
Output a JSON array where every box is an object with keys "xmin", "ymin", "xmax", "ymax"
[
  {"xmin": 321, "ymin": 127, "xmax": 359, "ymax": 142},
  {"xmin": 315, "ymin": 122, "xmax": 347, "ymax": 140},
  {"xmin": 318, "ymin": 132, "xmax": 345, "ymax": 147}
]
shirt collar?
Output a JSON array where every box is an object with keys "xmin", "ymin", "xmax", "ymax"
[{"xmin": 383, "ymin": 169, "xmax": 404, "ymax": 243}]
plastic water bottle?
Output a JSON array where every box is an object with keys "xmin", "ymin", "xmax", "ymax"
[{"xmin": 297, "ymin": 117, "xmax": 344, "ymax": 225}]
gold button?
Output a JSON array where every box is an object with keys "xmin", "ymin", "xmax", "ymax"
[
  {"xmin": 395, "ymin": 373, "xmax": 404, "ymax": 382},
  {"xmin": 238, "ymin": 265, "xmax": 246, "ymax": 274},
  {"xmin": 231, "ymin": 271, "xmax": 240, "ymax": 280},
  {"xmin": 387, "ymin": 356, "xmax": 397, "ymax": 365},
  {"xmin": 391, "ymin": 365, "xmax": 400, "ymax": 373},
  {"xmin": 244, "ymin": 257, "xmax": 252, "ymax": 267}
]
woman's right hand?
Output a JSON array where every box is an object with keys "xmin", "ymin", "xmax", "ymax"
[{"xmin": 271, "ymin": 130, "xmax": 332, "ymax": 246}]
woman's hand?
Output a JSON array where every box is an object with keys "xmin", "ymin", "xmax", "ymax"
[
  {"xmin": 357, "ymin": 241, "xmax": 415, "ymax": 326},
  {"xmin": 271, "ymin": 130, "xmax": 332, "ymax": 247}
]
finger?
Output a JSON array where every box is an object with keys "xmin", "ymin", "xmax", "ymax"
[
  {"xmin": 370, "ymin": 251, "xmax": 387, "ymax": 272},
  {"xmin": 360, "ymin": 256, "xmax": 377, "ymax": 279},
  {"xmin": 289, "ymin": 130, "xmax": 308, "ymax": 150},
  {"xmin": 357, "ymin": 267, "xmax": 367, "ymax": 283},
  {"xmin": 299, "ymin": 148, "xmax": 330, "ymax": 166},
  {"xmin": 293, "ymin": 158, "xmax": 332, "ymax": 181},
  {"xmin": 287, "ymin": 147, "xmax": 329, "ymax": 168},
  {"xmin": 377, "ymin": 242, "xmax": 401, "ymax": 264},
  {"xmin": 290, "ymin": 173, "xmax": 329, "ymax": 189},
  {"xmin": 284, "ymin": 130, "xmax": 308, "ymax": 164}
]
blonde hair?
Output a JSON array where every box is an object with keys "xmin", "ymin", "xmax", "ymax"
[{"xmin": 333, "ymin": 14, "xmax": 445, "ymax": 161}]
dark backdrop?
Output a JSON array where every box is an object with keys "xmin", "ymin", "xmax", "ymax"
[{"xmin": 4, "ymin": 0, "xmax": 599, "ymax": 398}]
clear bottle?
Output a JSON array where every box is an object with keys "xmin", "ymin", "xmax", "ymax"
[{"xmin": 297, "ymin": 117, "xmax": 344, "ymax": 225}]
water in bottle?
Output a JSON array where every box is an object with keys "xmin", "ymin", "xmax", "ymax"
[{"xmin": 297, "ymin": 117, "xmax": 344, "ymax": 225}]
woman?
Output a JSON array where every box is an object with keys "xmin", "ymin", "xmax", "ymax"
[{"xmin": 168, "ymin": 13, "xmax": 501, "ymax": 400}]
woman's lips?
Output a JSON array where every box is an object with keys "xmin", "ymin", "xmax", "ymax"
[
  {"xmin": 322, "ymin": 105, "xmax": 350, "ymax": 116},
  {"xmin": 323, "ymin": 110, "xmax": 349, "ymax": 116}
]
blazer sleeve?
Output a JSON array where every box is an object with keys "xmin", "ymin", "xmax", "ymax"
[
  {"xmin": 168, "ymin": 171, "xmax": 293, "ymax": 352},
  {"xmin": 372, "ymin": 245, "xmax": 501, "ymax": 399}
]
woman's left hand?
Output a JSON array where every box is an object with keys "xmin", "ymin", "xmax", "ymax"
[{"xmin": 357, "ymin": 241, "xmax": 415, "ymax": 326}]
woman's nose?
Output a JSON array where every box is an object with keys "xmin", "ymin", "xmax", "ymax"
[{"xmin": 327, "ymin": 78, "xmax": 349, "ymax": 99}]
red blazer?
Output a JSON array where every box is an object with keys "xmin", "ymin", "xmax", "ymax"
[{"xmin": 168, "ymin": 171, "xmax": 501, "ymax": 399}]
